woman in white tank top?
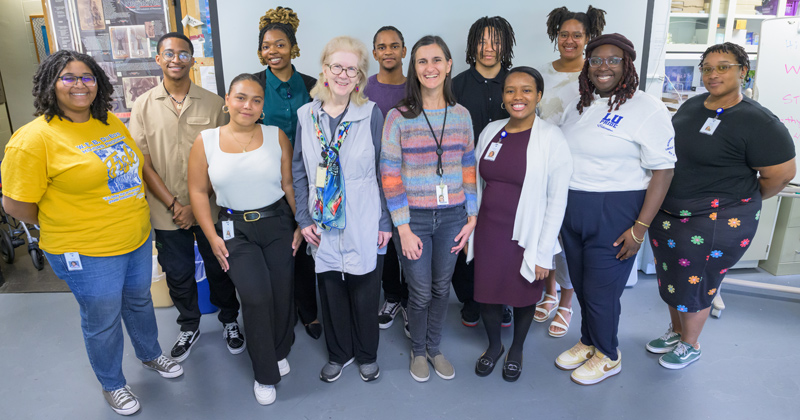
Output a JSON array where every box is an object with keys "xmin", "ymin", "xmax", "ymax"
[{"xmin": 188, "ymin": 73, "xmax": 301, "ymax": 406}]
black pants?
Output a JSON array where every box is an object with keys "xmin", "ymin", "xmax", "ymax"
[
  {"xmin": 381, "ymin": 239, "xmax": 408, "ymax": 304},
  {"xmin": 294, "ymin": 239, "xmax": 318, "ymax": 325},
  {"xmin": 218, "ymin": 204, "xmax": 295, "ymax": 385},
  {"xmin": 317, "ymin": 256, "xmax": 383, "ymax": 365},
  {"xmin": 154, "ymin": 226, "xmax": 239, "ymax": 331},
  {"xmin": 451, "ymin": 252, "xmax": 479, "ymax": 318}
]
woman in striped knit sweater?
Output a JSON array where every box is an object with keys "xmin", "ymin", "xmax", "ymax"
[{"xmin": 380, "ymin": 35, "xmax": 478, "ymax": 383}]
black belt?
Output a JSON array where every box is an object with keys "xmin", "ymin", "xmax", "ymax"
[{"xmin": 221, "ymin": 200, "xmax": 284, "ymax": 222}]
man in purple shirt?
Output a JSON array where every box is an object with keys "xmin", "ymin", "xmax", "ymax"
[{"xmin": 364, "ymin": 26, "xmax": 409, "ymax": 334}]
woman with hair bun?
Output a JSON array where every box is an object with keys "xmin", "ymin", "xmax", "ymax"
[
  {"xmin": 533, "ymin": 5, "xmax": 607, "ymax": 339},
  {"xmin": 253, "ymin": 6, "xmax": 322, "ymax": 340},
  {"xmin": 554, "ymin": 34, "xmax": 675, "ymax": 386}
]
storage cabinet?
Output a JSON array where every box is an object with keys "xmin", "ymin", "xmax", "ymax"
[{"xmin": 760, "ymin": 198, "xmax": 800, "ymax": 275}]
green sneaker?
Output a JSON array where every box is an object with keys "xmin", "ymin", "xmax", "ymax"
[
  {"xmin": 659, "ymin": 341, "xmax": 701, "ymax": 369},
  {"xmin": 646, "ymin": 325, "xmax": 681, "ymax": 354}
]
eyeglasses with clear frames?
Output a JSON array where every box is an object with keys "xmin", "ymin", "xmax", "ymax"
[
  {"xmin": 161, "ymin": 50, "xmax": 193, "ymax": 62},
  {"xmin": 588, "ymin": 56, "xmax": 623, "ymax": 67},
  {"xmin": 58, "ymin": 75, "xmax": 97, "ymax": 87},
  {"xmin": 558, "ymin": 31, "xmax": 584, "ymax": 41},
  {"xmin": 700, "ymin": 64, "xmax": 742, "ymax": 75},
  {"xmin": 326, "ymin": 64, "xmax": 359, "ymax": 78}
]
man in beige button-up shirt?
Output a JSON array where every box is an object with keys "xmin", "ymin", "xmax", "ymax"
[{"xmin": 129, "ymin": 33, "xmax": 242, "ymax": 362}]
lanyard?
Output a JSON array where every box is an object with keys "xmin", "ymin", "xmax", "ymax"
[
  {"xmin": 421, "ymin": 107, "xmax": 448, "ymax": 177},
  {"xmin": 713, "ymin": 107, "xmax": 724, "ymax": 120}
]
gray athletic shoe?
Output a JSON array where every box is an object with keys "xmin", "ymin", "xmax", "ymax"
[
  {"xmin": 102, "ymin": 385, "xmax": 140, "ymax": 416},
  {"xmin": 319, "ymin": 357, "xmax": 354, "ymax": 383},
  {"xmin": 358, "ymin": 362, "xmax": 380, "ymax": 382},
  {"xmin": 142, "ymin": 355, "xmax": 183, "ymax": 379}
]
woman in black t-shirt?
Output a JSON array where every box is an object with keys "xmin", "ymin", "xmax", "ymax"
[{"xmin": 647, "ymin": 42, "xmax": 795, "ymax": 370}]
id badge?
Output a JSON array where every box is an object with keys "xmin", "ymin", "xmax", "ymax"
[
  {"xmin": 315, "ymin": 164, "xmax": 327, "ymax": 188},
  {"xmin": 436, "ymin": 184, "xmax": 449, "ymax": 206},
  {"xmin": 700, "ymin": 118, "xmax": 720, "ymax": 136},
  {"xmin": 222, "ymin": 220, "xmax": 234, "ymax": 240},
  {"xmin": 484, "ymin": 142, "xmax": 503, "ymax": 161},
  {"xmin": 65, "ymin": 252, "xmax": 83, "ymax": 271}
]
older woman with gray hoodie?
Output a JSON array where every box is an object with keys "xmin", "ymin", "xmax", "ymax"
[{"xmin": 293, "ymin": 36, "xmax": 391, "ymax": 383}]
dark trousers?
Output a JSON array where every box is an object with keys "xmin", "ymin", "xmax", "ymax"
[
  {"xmin": 317, "ymin": 257, "xmax": 383, "ymax": 365},
  {"xmin": 451, "ymin": 252, "xmax": 479, "ymax": 317},
  {"xmin": 381, "ymin": 239, "xmax": 408, "ymax": 304},
  {"xmin": 294, "ymin": 239, "xmax": 318, "ymax": 325},
  {"xmin": 560, "ymin": 190, "xmax": 645, "ymax": 360},
  {"xmin": 218, "ymin": 205, "xmax": 295, "ymax": 385},
  {"xmin": 154, "ymin": 226, "xmax": 239, "ymax": 331}
]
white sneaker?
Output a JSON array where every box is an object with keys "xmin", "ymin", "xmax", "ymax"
[
  {"xmin": 253, "ymin": 380, "xmax": 276, "ymax": 405},
  {"xmin": 278, "ymin": 358, "xmax": 290, "ymax": 376}
]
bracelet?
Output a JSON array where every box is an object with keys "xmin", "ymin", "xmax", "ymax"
[
  {"xmin": 167, "ymin": 196, "xmax": 178, "ymax": 211},
  {"xmin": 630, "ymin": 227, "xmax": 644, "ymax": 244},
  {"xmin": 635, "ymin": 219, "xmax": 650, "ymax": 228}
]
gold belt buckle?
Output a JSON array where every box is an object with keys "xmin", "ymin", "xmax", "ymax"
[{"xmin": 243, "ymin": 211, "xmax": 261, "ymax": 222}]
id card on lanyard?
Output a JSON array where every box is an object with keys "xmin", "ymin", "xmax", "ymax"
[
  {"xmin": 700, "ymin": 107, "xmax": 724, "ymax": 136},
  {"xmin": 483, "ymin": 130, "xmax": 507, "ymax": 162},
  {"xmin": 422, "ymin": 108, "xmax": 449, "ymax": 206}
]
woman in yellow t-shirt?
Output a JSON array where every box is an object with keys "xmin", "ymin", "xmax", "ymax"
[{"xmin": 1, "ymin": 50, "xmax": 181, "ymax": 416}]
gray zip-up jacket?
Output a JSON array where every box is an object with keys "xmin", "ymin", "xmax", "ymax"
[{"xmin": 293, "ymin": 99, "xmax": 390, "ymax": 275}]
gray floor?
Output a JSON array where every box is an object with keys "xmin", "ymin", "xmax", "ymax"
[{"xmin": 1, "ymin": 266, "xmax": 799, "ymax": 419}]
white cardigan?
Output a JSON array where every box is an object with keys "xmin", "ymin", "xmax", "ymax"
[{"xmin": 467, "ymin": 117, "xmax": 573, "ymax": 282}]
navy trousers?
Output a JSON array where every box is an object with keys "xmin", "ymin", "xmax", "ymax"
[{"xmin": 560, "ymin": 189, "xmax": 645, "ymax": 360}]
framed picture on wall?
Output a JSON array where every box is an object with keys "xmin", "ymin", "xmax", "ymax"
[{"xmin": 30, "ymin": 15, "xmax": 51, "ymax": 63}]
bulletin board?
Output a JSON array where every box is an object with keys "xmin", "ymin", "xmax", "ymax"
[{"xmin": 41, "ymin": 0, "xmax": 172, "ymax": 122}]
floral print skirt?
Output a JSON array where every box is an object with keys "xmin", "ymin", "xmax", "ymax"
[{"xmin": 650, "ymin": 193, "xmax": 762, "ymax": 312}]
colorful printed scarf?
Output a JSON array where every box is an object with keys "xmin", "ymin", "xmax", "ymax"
[{"xmin": 310, "ymin": 108, "xmax": 351, "ymax": 230}]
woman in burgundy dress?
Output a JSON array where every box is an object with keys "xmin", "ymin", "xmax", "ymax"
[{"xmin": 467, "ymin": 67, "xmax": 573, "ymax": 381}]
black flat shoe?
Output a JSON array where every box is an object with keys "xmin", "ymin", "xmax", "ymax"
[
  {"xmin": 475, "ymin": 345, "xmax": 505, "ymax": 377},
  {"xmin": 304, "ymin": 322, "xmax": 322, "ymax": 340},
  {"xmin": 502, "ymin": 356, "xmax": 522, "ymax": 382}
]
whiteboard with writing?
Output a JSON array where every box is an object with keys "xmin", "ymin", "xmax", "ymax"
[{"xmin": 755, "ymin": 18, "xmax": 800, "ymax": 183}]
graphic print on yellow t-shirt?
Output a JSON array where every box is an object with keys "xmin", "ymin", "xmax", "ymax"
[{"xmin": 76, "ymin": 131, "xmax": 146, "ymax": 203}]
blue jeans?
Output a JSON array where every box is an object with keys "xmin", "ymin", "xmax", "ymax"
[
  {"xmin": 394, "ymin": 206, "xmax": 467, "ymax": 357},
  {"xmin": 45, "ymin": 234, "xmax": 162, "ymax": 391}
]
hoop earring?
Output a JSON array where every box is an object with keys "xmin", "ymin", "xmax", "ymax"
[
  {"xmin": 222, "ymin": 105, "xmax": 229, "ymax": 113},
  {"xmin": 260, "ymin": 111, "xmax": 266, "ymax": 120},
  {"xmin": 500, "ymin": 102, "xmax": 506, "ymax": 110}
]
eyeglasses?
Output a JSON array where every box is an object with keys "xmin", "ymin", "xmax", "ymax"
[
  {"xmin": 58, "ymin": 75, "xmax": 97, "ymax": 87},
  {"xmin": 326, "ymin": 64, "xmax": 359, "ymax": 78},
  {"xmin": 161, "ymin": 50, "xmax": 193, "ymax": 62},
  {"xmin": 588, "ymin": 56, "xmax": 623, "ymax": 67},
  {"xmin": 700, "ymin": 64, "xmax": 742, "ymax": 75},
  {"xmin": 559, "ymin": 32, "xmax": 585, "ymax": 40}
]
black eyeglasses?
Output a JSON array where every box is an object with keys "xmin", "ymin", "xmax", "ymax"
[
  {"xmin": 161, "ymin": 50, "xmax": 193, "ymax": 62},
  {"xmin": 326, "ymin": 64, "xmax": 359, "ymax": 78},
  {"xmin": 588, "ymin": 56, "xmax": 623, "ymax": 67},
  {"xmin": 58, "ymin": 75, "xmax": 97, "ymax": 87},
  {"xmin": 700, "ymin": 64, "xmax": 742, "ymax": 75}
]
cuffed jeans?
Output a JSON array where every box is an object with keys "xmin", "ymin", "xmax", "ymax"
[
  {"xmin": 395, "ymin": 206, "xmax": 467, "ymax": 357},
  {"xmin": 45, "ymin": 234, "xmax": 162, "ymax": 392}
]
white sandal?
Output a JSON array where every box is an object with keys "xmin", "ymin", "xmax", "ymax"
[
  {"xmin": 533, "ymin": 294, "xmax": 558, "ymax": 323},
  {"xmin": 548, "ymin": 306, "xmax": 573, "ymax": 338}
]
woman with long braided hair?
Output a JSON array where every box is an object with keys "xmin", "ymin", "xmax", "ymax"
[
  {"xmin": 533, "ymin": 5, "xmax": 607, "ymax": 339},
  {"xmin": 553, "ymin": 34, "xmax": 675, "ymax": 385},
  {"xmin": 252, "ymin": 6, "xmax": 322, "ymax": 340}
]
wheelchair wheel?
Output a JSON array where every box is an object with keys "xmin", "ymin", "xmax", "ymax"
[
  {"xmin": 31, "ymin": 248, "xmax": 45, "ymax": 271},
  {"xmin": 1, "ymin": 229, "xmax": 14, "ymax": 264}
]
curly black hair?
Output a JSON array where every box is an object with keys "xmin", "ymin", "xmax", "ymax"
[
  {"xmin": 32, "ymin": 50, "xmax": 114, "ymax": 124},
  {"xmin": 546, "ymin": 6, "xmax": 607, "ymax": 46},
  {"xmin": 577, "ymin": 51, "xmax": 639, "ymax": 114},
  {"xmin": 699, "ymin": 42, "xmax": 750, "ymax": 72},
  {"xmin": 465, "ymin": 16, "xmax": 516, "ymax": 70}
]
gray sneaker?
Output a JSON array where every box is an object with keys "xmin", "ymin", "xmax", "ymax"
[
  {"xmin": 319, "ymin": 357, "xmax": 354, "ymax": 383},
  {"xmin": 142, "ymin": 355, "xmax": 184, "ymax": 379},
  {"xmin": 427, "ymin": 352, "xmax": 455, "ymax": 380},
  {"xmin": 358, "ymin": 362, "xmax": 380, "ymax": 382},
  {"xmin": 102, "ymin": 385, "xmax": 140, "ymax": 416},
  {"xmin": 409, "ymin": 355, "xmax": 429, "ymax": 382}
]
